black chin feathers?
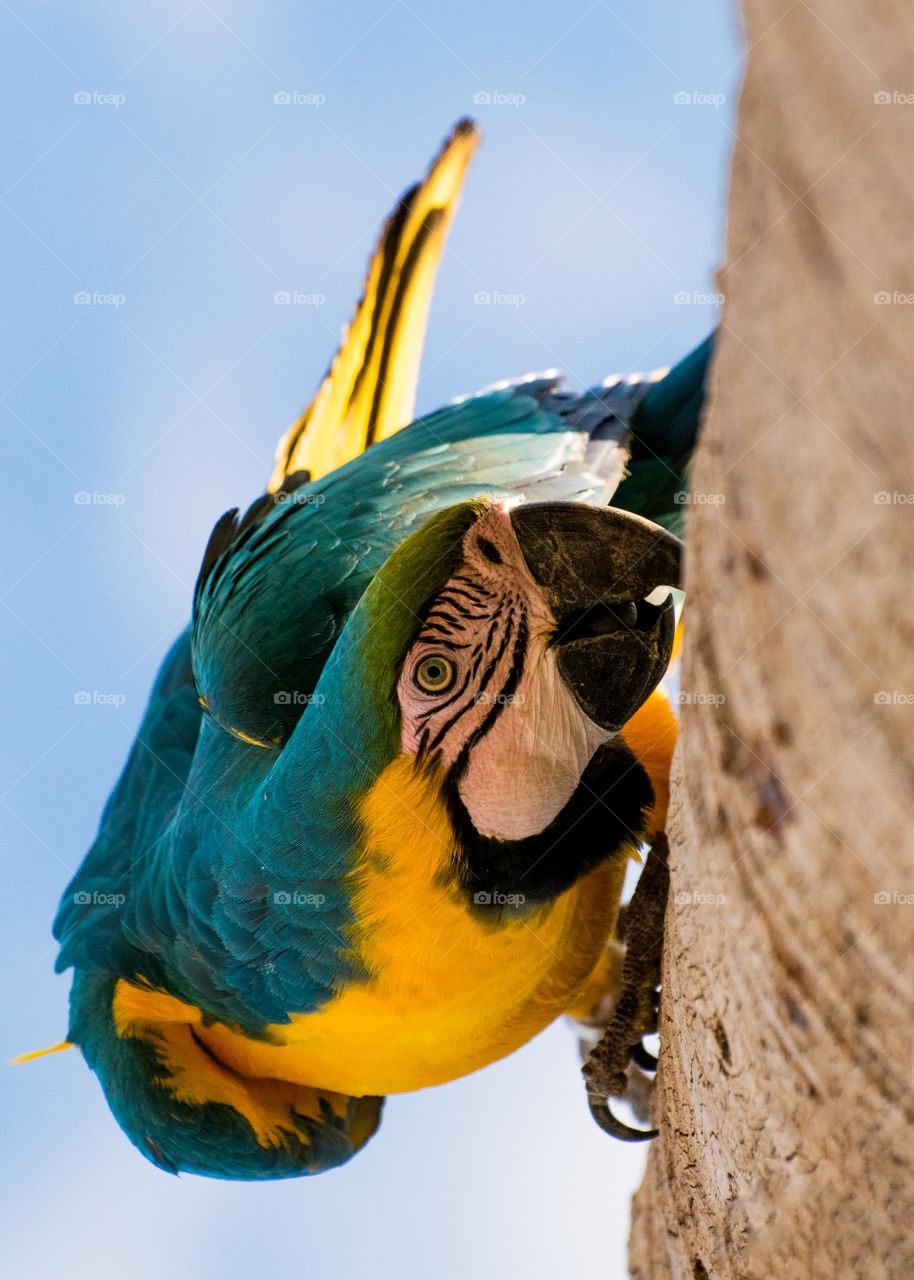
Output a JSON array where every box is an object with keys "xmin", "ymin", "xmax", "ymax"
[{"xmin": 444, "ymin": 737, "xmax": 654, "ymax": 913}]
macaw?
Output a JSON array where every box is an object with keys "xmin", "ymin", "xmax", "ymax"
[{"xmin": 44, "ymin": 119, "xmax": 713, "ymax": 1179}]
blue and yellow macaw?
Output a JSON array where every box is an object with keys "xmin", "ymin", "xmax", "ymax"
[{"xmin": 44, "ymin": 120, "xmax": 712, "ymax": 1178}]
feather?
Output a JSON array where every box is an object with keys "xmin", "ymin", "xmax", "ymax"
[{"xmin": 268, "ymin": 118, "xmax": 479, "ymax": 488}]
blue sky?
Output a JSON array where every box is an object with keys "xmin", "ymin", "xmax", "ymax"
[{"xmin": 1, "ymin": 4, "xmax": 740, "ymax": 1277}]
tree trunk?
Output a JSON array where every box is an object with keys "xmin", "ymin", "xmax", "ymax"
[{"xmin": 628, "ymin": 2, "xmax": 914, "ymax": 1276}]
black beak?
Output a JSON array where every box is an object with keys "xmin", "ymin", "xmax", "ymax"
[{"xmin": 510, "ymin": 502, "xmax": 681, "ymax": 731}]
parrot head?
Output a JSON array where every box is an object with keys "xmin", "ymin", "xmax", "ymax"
[{"xmin": 309, "ymin": 495, "xmax": 681, "ymax": 909}]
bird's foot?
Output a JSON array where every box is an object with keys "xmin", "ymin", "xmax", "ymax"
[{"xmin": 582, "ymin": 833, "xmax": 669, "ymax": 1141}]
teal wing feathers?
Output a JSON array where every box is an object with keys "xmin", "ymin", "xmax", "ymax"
[
  {"xmin": 54, "ymin": 631, "xmax": 201, "ymax": 982},
  {"xmin": 612, "ymin": 333, "xmax": 714, "ymax": 534}
]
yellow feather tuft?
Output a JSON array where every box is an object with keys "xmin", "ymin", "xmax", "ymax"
[
  {"xmin": 268, "ymin": 118, "xmax": 480, "ymax": 488},
  {"xmin": 9, "ymin": 1040, "xmax": 74, "ymax": 1065}
]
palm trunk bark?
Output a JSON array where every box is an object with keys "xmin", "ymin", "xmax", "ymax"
[{"xmin": 628, "ymin": 2, "xmax": 914, "ymax": 1276}]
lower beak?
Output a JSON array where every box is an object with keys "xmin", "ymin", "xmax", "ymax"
[{"xmin": 510, "ymin": 502, "xmax": 681, "ymax": 731}]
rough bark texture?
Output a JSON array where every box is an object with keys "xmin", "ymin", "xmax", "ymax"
[{"xmin": 628, "ymin": 2, "xmax": 914, "ymax": 1276}]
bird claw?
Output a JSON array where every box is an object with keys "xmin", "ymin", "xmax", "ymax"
[
  {"xmin": 582, "ymin": 834, "xmax": 670, "ymax": 1141},
  {"xmin": 587, "ymin": 1090, "xmax": 658, "ymax": 1141}
]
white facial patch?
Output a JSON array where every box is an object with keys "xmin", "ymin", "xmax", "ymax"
[
  {"xmin": 456, "ymin": 638, "xmax": 611, "ymax": 840},
  {"xmin": 396, "ymin": 503, "xmax": 614, "ymax": 842}
]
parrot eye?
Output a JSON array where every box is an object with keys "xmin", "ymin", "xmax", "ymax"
[{"xmin": 414, "ymin": 654, "xmax": 456, "ymax": 695}]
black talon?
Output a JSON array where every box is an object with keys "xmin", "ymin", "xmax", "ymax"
[
  {"xmin": 582, "ymin": 835, "xmax": 670, "ymax": 1141},
  {"xmin": 587, "ymin": 1092, "xmax": 658, "ymax": 1142},
  {"xmin": 631, "ymin": 1041, "xmax": 658, "ymax": 1072}
]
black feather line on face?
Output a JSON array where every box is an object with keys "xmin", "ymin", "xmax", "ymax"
[
  {"xmin": 472, "ymin": 606, "xmax": 520, "ymax": 708},
  {"xmin": 451, "ymin": 574, "xmax": 497, "ymax": 599},
  {"xmin": 417, "ymin": 632, "xmax": 473, "ymax": 649},
  {"xmin": 438, "ymin": 586, "xmax": 492, "ymax": 607}
]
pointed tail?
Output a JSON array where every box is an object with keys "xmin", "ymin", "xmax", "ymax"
[{"xmin": 268, "ymin": 119, "xmax": 480, "ymax": 489}]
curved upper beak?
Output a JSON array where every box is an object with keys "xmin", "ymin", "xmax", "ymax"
[{"xmin": 510, "ymin": 502, "xmax": 681, "ymax": 731}]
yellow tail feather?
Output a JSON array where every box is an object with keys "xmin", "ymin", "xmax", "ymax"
[
  {"xmin": 9, "ymin": 1040, "xmax": 74, "ymax": 1065},
  {"xmin": 268, "ymin": 118, "xmax": 480, "ymax": 489}
]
